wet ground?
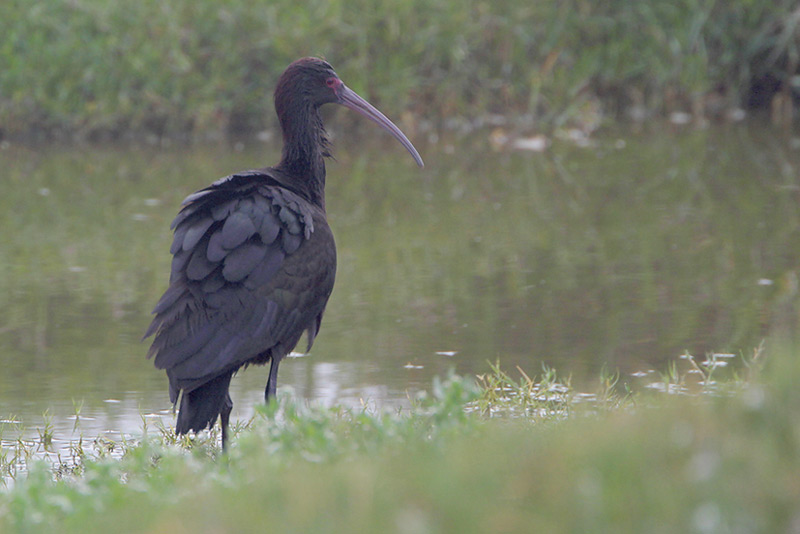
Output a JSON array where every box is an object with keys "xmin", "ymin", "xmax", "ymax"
[{"xmin": 1, "ymin": 119, "xmax": 798, "ymax": 450}]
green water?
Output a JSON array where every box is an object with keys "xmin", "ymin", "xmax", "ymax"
[{"xmin": 1, "ymin": 120, "xmax": 798, "ymax": 444}]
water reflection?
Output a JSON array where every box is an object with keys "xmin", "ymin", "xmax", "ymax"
[
  {"xmin": 1, "ymin": 120, "xmax": 799, "ymax": 450},
  {"xmin": 0, "ymin": 359, "xmax": 413, "ymax": 451}
]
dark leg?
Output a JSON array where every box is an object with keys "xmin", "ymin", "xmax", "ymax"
[
  {"xmin": 220, "ymin": 393, "xmax": 233, "ymax": 451},
  {"xmin": 265, "ymin": 356, "xmax": 281, "ymax": 403}
]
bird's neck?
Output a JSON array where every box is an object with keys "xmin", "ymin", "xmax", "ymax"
[{"xmin": 277, "ymin": 105, "xmax": 328, "ymax": 210}]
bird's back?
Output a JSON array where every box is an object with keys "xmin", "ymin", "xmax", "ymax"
[{"xmin": 145, "ymin": 170, "xmax": 336, "ymax": 422}]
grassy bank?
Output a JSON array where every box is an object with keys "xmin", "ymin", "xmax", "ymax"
[
  {"xmin": 1, "ymin": 0, "xmax": 798, "ymax": 140},
  {"xmin": 1, "ymin": 346, "xmax": 798, "ymax": 533}
]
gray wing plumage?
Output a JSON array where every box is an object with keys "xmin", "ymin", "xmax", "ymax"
[{"xmin": 144, "ymin": 170, "xmax": 336, "ymax": 402}]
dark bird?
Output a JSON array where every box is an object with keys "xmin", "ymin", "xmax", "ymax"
[{"xmin": 144, "ymin": 57, "xmax": 423, "ymax": 449}]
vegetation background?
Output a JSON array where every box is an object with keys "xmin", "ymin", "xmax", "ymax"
[{"xmin": 1, "ymin": 0, "xmax": 799, "ymax": 141}]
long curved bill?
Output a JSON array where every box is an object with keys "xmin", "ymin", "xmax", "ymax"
[{"xmin": 337, "ymin": 84, "xmax": 424, "ymax": 168}]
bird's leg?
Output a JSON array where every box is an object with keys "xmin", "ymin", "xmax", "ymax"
[
  {"xmin": 265, "ymin": 356, "xmax": 281, "ymax": 403},
  {"xmin": 220, "ymin": 393, "xmax": 233, "ymax": 451}
]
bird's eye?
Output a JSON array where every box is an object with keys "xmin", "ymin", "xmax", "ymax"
[{"xmin": 325, "ymin": 77, "xmax": 338, "ymax": 89}]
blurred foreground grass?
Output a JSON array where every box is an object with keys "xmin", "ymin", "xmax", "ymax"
[
  {"xmin": 1, "ymin": 0, "xmax": 799, "ymax": 140},
  {"xmin": 1, "ymin": 342, "xmax": 798, "ymax": 533}
]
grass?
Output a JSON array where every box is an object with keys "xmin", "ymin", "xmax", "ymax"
[
  {"xmin": 1, "ymin": 1, "xmax": 799, "ymax": 140},
  {"xmin": 0, "ymin": 342, "xmax": 796, "ymax": 533}
]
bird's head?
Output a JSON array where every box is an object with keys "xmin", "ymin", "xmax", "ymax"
[{"xmin": 275, "ymin": 57, "xmax": 424, "ymax": 167}]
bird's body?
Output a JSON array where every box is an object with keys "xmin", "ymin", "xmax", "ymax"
[
  {"xmin": 145, "ymin": 57, "xmax": 422, "ymax": 448},
  {"xmin": 145, "ymin": 169, "xmax": 336, "ymax": 441}
]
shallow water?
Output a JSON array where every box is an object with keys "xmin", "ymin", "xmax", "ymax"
[{"xmin": 1, "ymin": 119, "xmax": 799, "ymax": 447}]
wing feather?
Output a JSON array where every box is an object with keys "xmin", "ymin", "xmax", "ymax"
[
  {"xmin": 186, "ymin": 243, "xmax": 217, "ymax": 281},
  {"xmin": 258, "ymin": 210, "xmax": 281, "ymax": 244},
  {"xmin": 220, "ymin": 211, "xmax": 256, "ymax": 250},
  {"xmin": 222, "ymin": 242, "xmax": 268, "ymax": 282},
  {"xmin": 206, "ymin": 229, "xmax": 228, "ymax": 262},
  {"xmin": 281, "ymin": 231, "xmax": 302, "ymax": 254},
  {"xmin": 182, "ymin": 216, "xmax": 215, "ymax": 252},
  {"xmin": 244, "ymin": 243, "xmax": 284, "ymax": 289},
  {"xmin": 145, "ymin": 170, "xmax": 334, "ymax": 393}
]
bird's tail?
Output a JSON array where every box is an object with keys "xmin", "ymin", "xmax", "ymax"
[{"xmin": 175, "ymin": 372, "xmax": 233, "ymax": 435}]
